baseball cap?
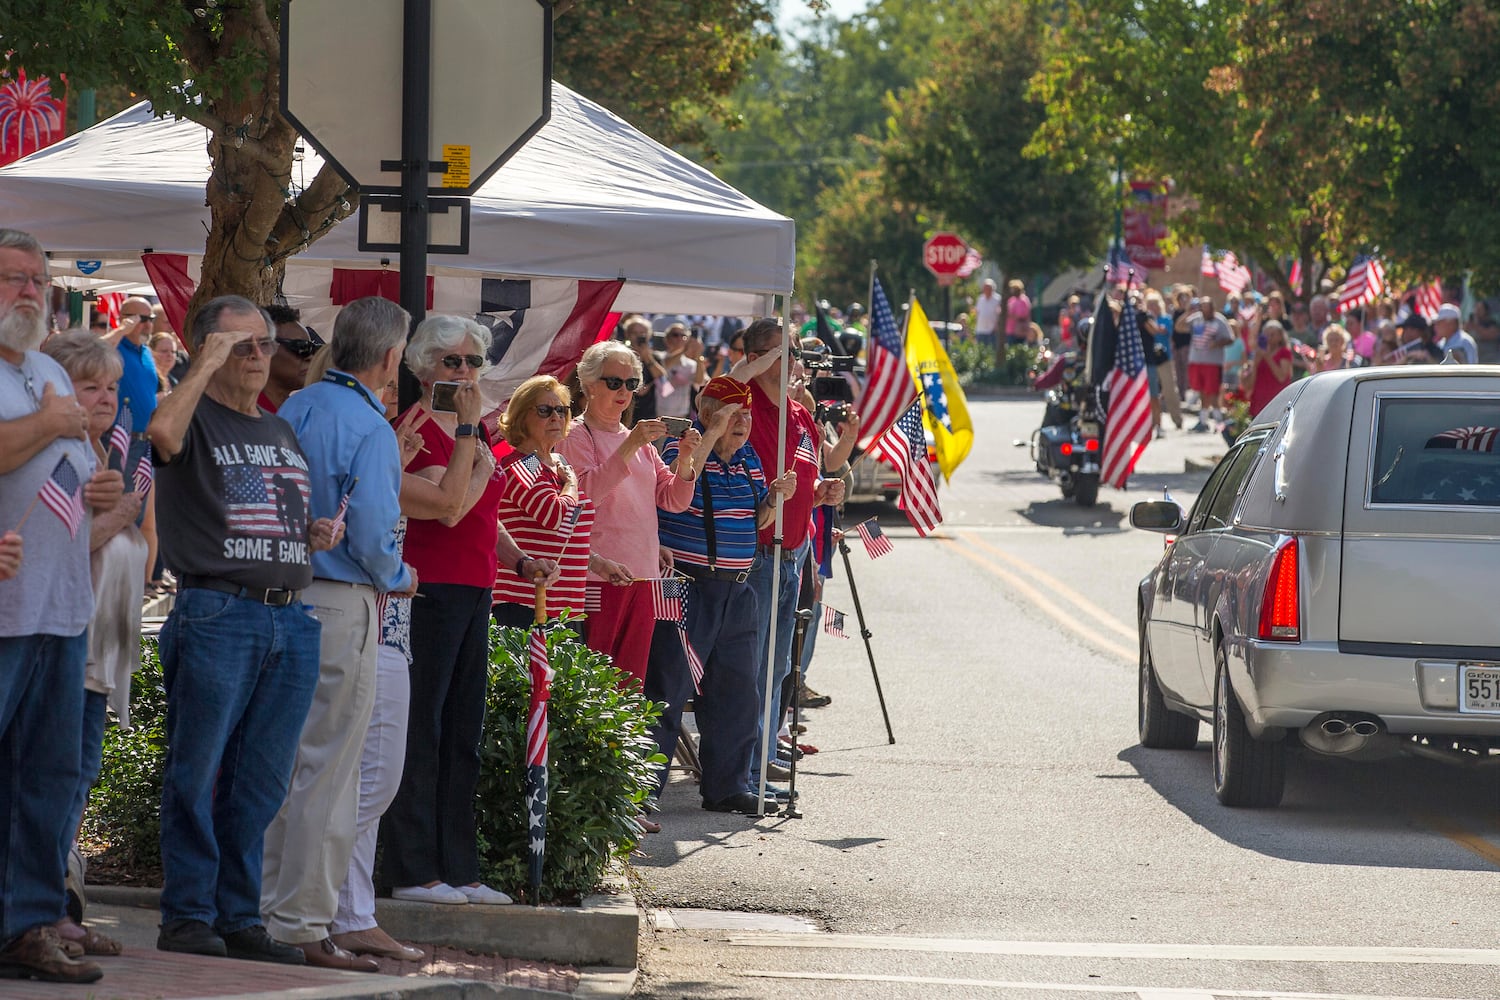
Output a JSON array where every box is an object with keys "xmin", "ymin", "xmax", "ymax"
[{"xmin": 1436, "ymin": 303, "xmax": 1463, "ymax": 323}]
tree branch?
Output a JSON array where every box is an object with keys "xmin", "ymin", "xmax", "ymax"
[
  {"xmin": 248, "ymin": 0, "xmax": 281, "ymax": 65},
  {"xmin": 177, "ymin": 105, "xmax": 285, "ymax": 172}
]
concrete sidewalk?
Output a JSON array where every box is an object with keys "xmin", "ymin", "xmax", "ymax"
[{"xmin": 21, "ymin": 895, "xmax": 636, "ymax": 1000}]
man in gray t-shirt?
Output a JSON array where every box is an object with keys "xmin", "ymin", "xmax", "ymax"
[{"xmin": 0, "ymin": 228, "xmax": 123, "ymax": 985}]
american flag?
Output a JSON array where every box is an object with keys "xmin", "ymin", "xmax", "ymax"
[
  {"xmin": 1100, "ymin": 298, "xmax": 1153, "ymax": 489},
  {"xmin": 1216, "ymin": 251, "xmax": 1252, "ymax": 296},
  {"xmin": 822, "ymin": 605, "xmax": 848, "ymax": 639},
  {"xmin": 132, "ymin": 447, "xmax": 153, "ymax": 495},
  {"xmin": 1200, "ymin": 245, "xmax": 1217, "ymax": 278},
  {"xmin": 856, "ymin": 279, "xmax": 917, "ymax": 450},
  {"xmin": 854, "ymin": 518, "xmax": 892, "ymax": 559},
  {"xmin": 868, "ymin": 400, "xmax": 942, "ymax": 535},
  {"xmin": 647, "ymin": 576, "xmax": 704, "ymax": 690},
  {"xmin": 794, "ymin": 429, "xmax": 818, "ymax": 468},
  {"xmin": 525, "ymin": 624, "xmax": 554, "ymax": 896},
  {"xmin": 39, "ymin": 456, "xmax": 85, "ymax": 539},
  {"xmin": 330, "ymin": 480, "xmax": 357, "ymax": 533},
  {"xmin": 1414, "ymin": 280, "xmax": 1444, "ymax": 321},
  {"xmin": 1106, "ymin": 245, "xmax": 1132, "ymax": 283},
  {"xmin": 649, "ymin": 576, "xmax": 687, "ymax": 622},
  {"xmin": 1426, "ymin": 426, "xmax": 1498, "ymax": 452},
  {"xmin": 1338, "ymin": 255, "xmax": 1386, "ymax": 313},
  {"xmin": 955, "ymin": 246, "xmax": 983, "ymax": 279},
  {"xmin": 107, "ymin": 421, "xmax": 130, "ymax": 460},
  {"xmin": 1288, "ymin": 257, "xmax": 1303, "ymax": 292},
  {"xmin": 222, "ymin": 463, "xmax": 310, "ymax": 537}
]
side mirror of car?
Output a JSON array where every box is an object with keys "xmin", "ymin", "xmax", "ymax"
[{"xmin": 1130, "ymin": 500, "xmax": 1185, "ymax": 533}]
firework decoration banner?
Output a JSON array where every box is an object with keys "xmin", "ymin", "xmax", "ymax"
[{"xmin": 0, "ymin": 67, "xmax": 67, "ymax": 167}]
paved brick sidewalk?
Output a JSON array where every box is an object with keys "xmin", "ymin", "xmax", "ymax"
[{"xmin": 0, "ymin": 903, "xmax": 584, "ymax": 999}]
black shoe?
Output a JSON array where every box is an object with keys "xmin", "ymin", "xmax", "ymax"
[
  {"xmin": 223, "ymin": 925, "xmax": 306, "ymax": 965},
  {"xmin": 703, "ymin": 792, "xmax": 781, "ymax": 815},
  {"xmin": 157, "ymin": 918, "xmax": 227, "ymax": 957}
]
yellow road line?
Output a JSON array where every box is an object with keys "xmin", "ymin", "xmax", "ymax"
[
  {"xmin": 1419, "ymin": 814, "xmax": 1500, "ymax": 870},
  {"xmin": 937, "ymin": 536, "xmax": 1136, "ymax": 663},
  {"xmin": 955, "ymin": 529, "xmax": 1139, "ymax": 644}
]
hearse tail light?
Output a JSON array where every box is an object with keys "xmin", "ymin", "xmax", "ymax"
[
  {"xmin": 1060, "ymin": 442, "xmax": 1074, "ymax": 456},
  {"xmin": 1257, "ymin": 537, "xmax": 1300, "ymax": 642},
  {"xmin": 1084, "ymin": 438, "xmax": 1100, "ymax": 452}
]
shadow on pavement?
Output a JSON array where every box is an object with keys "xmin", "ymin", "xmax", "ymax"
[{"xmin": 1119, "ymin": 741, "xmax": 1500, "ymax": 871}]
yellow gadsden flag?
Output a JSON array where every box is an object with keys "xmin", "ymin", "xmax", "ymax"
[{"xmin": 905, "ymin": 297, "xmax": 973, "ymax": 482}]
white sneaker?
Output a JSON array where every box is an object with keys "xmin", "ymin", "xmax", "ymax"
[
  {"xmin": 392, "ymin": 883, "xmax": 468, "ymax": 905},
  {"xmin": 458, "ymin": 883, "xmax": 513, "ymax": 905}
]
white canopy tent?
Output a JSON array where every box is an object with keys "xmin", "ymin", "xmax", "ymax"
[{"xmin": 0, "ymin": 81, "xmax": 795, "ymax": 316}]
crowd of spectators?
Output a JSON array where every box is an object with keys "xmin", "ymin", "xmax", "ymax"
[{"xmin": 0, "ymin": 226, "xmax": 859, "ymax": 984}]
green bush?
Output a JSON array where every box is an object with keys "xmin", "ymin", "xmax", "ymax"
[
  {"xmin": 87, "ymin": 623, "xmax": 663, "ymax": 905},
  {"xmin": 476, "ymin": 621, "xmax": 665, "ymax": 904},
  {"xmin": 85, "ymin": 640, "xmax": 167, "ymax": 876},
  {"xmin": 948, "ymin": 340, "xmax": 1041, "ymax": 387}
]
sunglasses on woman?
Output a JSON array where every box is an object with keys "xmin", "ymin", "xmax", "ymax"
[
  {"xmin": 599, "ymin": 376, "xmax": 642, "ymax": 391},
  {"xmin": 534, "ymin": 404, "xmax": 569, "ymax": 419},
  {"xmin": 441, "ymin": 354, "xmax": 485, "ymax": 370},
  {"xmin": 275, "ymin": 338, "xmax": 322, "ymax": 359}
]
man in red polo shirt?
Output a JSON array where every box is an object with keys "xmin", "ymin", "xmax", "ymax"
[{"xmin": 739, "ymin": 318, "xmax": 843, "ymax": 794}]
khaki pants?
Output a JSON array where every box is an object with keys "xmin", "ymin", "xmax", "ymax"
[
  {"xmin": 261, "ymin": 579, "xmax": 378, "ymax": 944},
  {"xmin": 1158, "ymin": 359, "xmax": 1183, "ymax": 428}
]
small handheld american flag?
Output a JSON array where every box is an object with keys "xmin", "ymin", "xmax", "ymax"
[
  {"xmin": 132, "ymin": 447, "xmax": 153, "ymax": 495},
  {"xmin": 648, "ymin": 576, "xmax": 704, "ymax": 691},
  {"xmin": 854, "ymin": 518, "xmax": 892, "ymax": 559},
  {"xmin": 822, "ymin": 605, "xmax": 848, "ymax": 639},
  {"xmin": 107, "ymin": 422, "xmax": 130, "ymax": 461},
  {"xmin": 330, "ymin": 478, "xmax": 358, "ymax": 533},
  {"xmin": 39, "ymin": 456, "xmax": 86, "ymax": 539}
]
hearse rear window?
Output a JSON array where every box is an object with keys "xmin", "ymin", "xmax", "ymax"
[{"xmin": 1370, "ymin": 396, "xmax": 1500, "ymax": 507}]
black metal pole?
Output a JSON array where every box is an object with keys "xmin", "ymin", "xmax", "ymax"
[
  {"xmin": 836, "ymin": 537, "xmax": 896, "ymax": 745},
  {"xmin": 943, "ymin": 284, "xmax": 952, "ymax": 347},
  {"xmin": 783, "ymin": 609, "xmax": 812, "ymax": 819},
  {"xmin": 398, "ymin": 0, "xmax": 432, "ymax": 410}
]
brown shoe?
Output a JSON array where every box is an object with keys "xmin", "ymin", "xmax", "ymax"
[
  {"xmin": 0, "ymin": 926, "xmax": 103, "ymax": 983},
  {"xmin": 295, "ymin": 937, "xmax": 379, "ymax": 972},
  {"xmin": 331, "ymin": 927, "xmax": 425, "ymax": 963}
]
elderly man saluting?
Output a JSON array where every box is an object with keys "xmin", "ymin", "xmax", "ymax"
[
  {"xmin": 654, "ymin": 377, "xmax": 796, "ymax": 815},
  {"xmin": 261, "ymin": 296, "xmax": 417, "ymax": 971},
  {"xmin": 148, "ymin": 295, "xmax": 339, "ymax": 965},
  {"xmin": 0, "ymin": 228, "xmax": 123, "ymax": 984}
]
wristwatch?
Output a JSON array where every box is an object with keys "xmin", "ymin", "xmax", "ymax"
[{"xmin": 454, "ymin": 423, "xmax": 478, "ymax": 438}]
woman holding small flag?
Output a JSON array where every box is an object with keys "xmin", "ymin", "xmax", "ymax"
[
  {"xmin": 491, "ymin": 374, "xmax": 595, "ymax": 628},
  {"xmin": 41, "ymin": 330, "xmax": 148, "ymax": 960}
]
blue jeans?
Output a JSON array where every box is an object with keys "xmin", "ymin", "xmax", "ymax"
[
  {"xmin": 158, "ymin": 589, "xmax": 320, "ymax": 934},
  {"xmin": 64, "ymin": 690, "xmax": 109, "ymax": 853},
  {"xmin": 0, "ymin": 632, "xmax": 86, "ymax": 946},
  {"xmin": 747, "ymin": 540, "xmax": 808, "ymax": 785}
]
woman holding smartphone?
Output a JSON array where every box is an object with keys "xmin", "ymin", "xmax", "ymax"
[
  {"xmin": 380, "ymin": 315, "xmax": 516, "ymax": 908},
  {"xmin": 556, "ymin": 340, "xmax": 705, "ymax": 688}
]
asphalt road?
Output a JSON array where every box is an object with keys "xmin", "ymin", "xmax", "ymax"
[{"xmin": 631, "ymin": 398, "xmax": 1500, "ymax": 1000}]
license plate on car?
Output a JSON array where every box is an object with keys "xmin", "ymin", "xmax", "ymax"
[{"xmin": 1460, "ymin": 663, "xmax": 1500, "ymax": 713}]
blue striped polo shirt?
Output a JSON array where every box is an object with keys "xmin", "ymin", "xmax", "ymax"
[{"xmin": 658, "ymin": 436, "xmax": 767, "ymax": 571}]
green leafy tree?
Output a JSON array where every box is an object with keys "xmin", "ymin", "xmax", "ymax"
[
  {"xmin": 881, "ymin": 0, "xmax": 1112, "ymax": 299},
  {"xmin": 2, "ymin": 0, "xmax": 818, "ymax": 317}
]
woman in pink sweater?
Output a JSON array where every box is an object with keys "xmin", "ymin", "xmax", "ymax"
[{"xmin": 556, "ymin": 341, "xmax": 702, "ymax": 686}]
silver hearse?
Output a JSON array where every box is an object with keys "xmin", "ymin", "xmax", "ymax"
[{"xmin": 1130, "ymin": 366, "xmax": 1500, "ymax": 807}]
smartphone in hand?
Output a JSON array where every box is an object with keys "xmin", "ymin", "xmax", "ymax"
[
  {"xmin": 661, "ymin": 415, "xmax": 692, "ymax": 436},
  {"xmin": 431, "ymin": 381, "xmax": 462, "ymax": 413}
]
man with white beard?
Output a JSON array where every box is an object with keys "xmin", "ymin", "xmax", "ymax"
[{"xmin": 0, "ymin": 228, "xmax": 123, "ymax": 983}]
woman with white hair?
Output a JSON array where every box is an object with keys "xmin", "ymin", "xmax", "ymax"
[
  {"xmin": 555, "ymin": 340, "xmax": 701, "ymax": 687},
  {"xmin": 379, "ymin": 314, "xmax": 516, "ymax": 907}
]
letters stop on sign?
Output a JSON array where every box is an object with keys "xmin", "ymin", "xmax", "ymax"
[
  {"xmin": 281, "ymin": 0, "xmax": 552, "ymax": 196},
  {"xmin": 923, "ymin": 232, "xmax": 968, "ymax": 277}
]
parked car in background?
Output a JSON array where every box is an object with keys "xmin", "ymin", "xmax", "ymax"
[{"xmin": 1130, "ymin": 365, "xmax": 1500, "ymax": 807}]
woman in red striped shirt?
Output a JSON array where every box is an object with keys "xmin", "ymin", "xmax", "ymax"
[{"xmin": 491, "ymin": 376, "xmax": 595, "ymax": 627}]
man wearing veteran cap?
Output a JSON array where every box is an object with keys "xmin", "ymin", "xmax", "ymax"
[
  {"xmin": 654, "ymin": 377, "xmax": 797, "ymax": 815},
  {"xmin": 1433, "ymin": 303, "xmax": 1478, "ymax": 364}
]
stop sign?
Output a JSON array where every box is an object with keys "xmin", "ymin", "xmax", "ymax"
[
  {"xmin": 923, "ymin": 232, "xmax": 969, "ymax": 278},
  {"xmin": 282, "ymin": 0, "xmax": 551, "ymax": 196}
]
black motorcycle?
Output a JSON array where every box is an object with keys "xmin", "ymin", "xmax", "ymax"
[{"xmin": 1028, "ymin": 349, "xmax": 1102, "ymax": 507}]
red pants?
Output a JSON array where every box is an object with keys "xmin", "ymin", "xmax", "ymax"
[{"xmin": 583, "ymin": 580, "xmax": 654, "ymax": 689}]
